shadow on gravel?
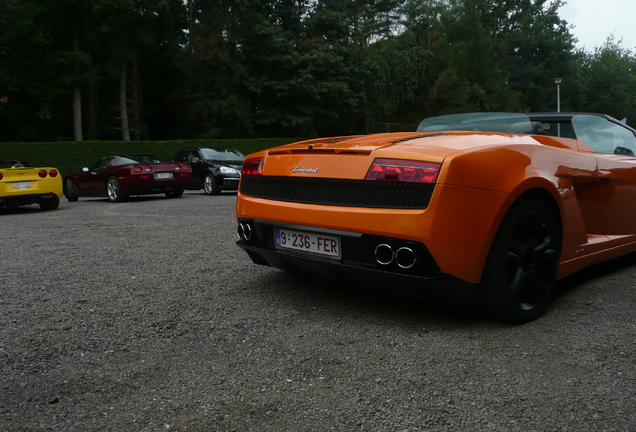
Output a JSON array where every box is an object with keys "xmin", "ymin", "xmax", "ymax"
[
  {"xmin": 555, "ymin": 250, "xmax": 636, "ymax": 298},
  {"xmin": 256, "ymin": 269, "xmax": 487, "ymax": 328},
  {"xmin": 0, "ymin": 206, "xmax": 56, "ymax": 214},
  {"xmin": 250, "ymin": 251, "xmax": 636, "ymax": 328}
]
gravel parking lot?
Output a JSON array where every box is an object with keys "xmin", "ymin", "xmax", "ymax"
[{"xmin": 1, "ymin": 192, "xmax": 635, "ymax": 431}]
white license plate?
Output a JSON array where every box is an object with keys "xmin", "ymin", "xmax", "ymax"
[
  {"xmin": 275, "ymin": 228, "xmax": 341, "ymax": 258},
  {"xmin": 154, "ymin": 172, "xmax": 173, "ymax": 180},
  {"xmin": 13, "ymin": 181, "xmax": 31, "ymax": 190}
]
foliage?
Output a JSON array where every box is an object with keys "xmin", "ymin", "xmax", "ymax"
[
  {"xmin": 1, "ymin": 0, "xmax": 635, "ymax": 142},
  {"xmin": 0, "ymin": 137, "xmax": 300, "ymax": 176}
]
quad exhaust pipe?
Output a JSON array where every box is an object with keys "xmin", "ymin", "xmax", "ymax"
[
  {"xmin": 237, "ymin": 222, "xmax": 252, "ymax": 241},
  {"xmin": 374, "ymin": 244, "xmax": 416, "ymax": 269}
]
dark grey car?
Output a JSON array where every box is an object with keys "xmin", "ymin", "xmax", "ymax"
[{"xmin": 172, "ymin": 147, "xmax": 245, "ymax": 195}]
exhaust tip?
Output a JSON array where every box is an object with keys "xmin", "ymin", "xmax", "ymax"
[
  {"xmin": 374, "ymin": 244, "xmax": 394, "ymax": 265},
  {"xmin": 238, "ymin": 222, "xmax": 252, "ymax": 241},
  {"xmin": 395, "ymin": 247, "xmax": 416, "ymax": 269}
]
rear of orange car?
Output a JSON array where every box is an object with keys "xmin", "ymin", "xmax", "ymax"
[{"xmin": 235, "ymin": 133, "xmax": 517, "ymax": 301}]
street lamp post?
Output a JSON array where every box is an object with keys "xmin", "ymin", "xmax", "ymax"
[
  {"xmin": 555, "ymin": 78, "xmax": 562, "ymax": 137},
  {"xmin": 555, "ymin": 78, "xmax": 562, "ymax": 113}
]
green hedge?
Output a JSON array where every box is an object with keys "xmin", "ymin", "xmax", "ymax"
[{"xmin": 0, "ymin": 138, "xmax": 301, "ymax": 176}]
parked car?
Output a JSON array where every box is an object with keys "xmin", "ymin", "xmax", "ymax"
[
  {"xmin": 236, "ymin": 112, "xmax": 636, "ymax": 323},
  {"xmin": 64, "ymin": 154, "xmax": 192, "ymax": 202},
  {"xmin": 172, "ymin": 147, "xmax": 244, "ymax": 195},
  {"xmin": 0, "ymin": 160, "xmax": 63, "ymax": 210}
]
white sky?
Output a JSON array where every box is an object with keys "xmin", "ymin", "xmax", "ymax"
[{"xmin": 558, "ymin": 0, "xmax": 636, "ymax": 51}]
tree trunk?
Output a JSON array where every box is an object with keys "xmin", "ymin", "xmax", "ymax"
[
  {"xmin": 81, "ymin": 0, "xmax": 98, "ymax": 140},
  {"xmin": 119, "ymin": 59, "xmax": 130, "ymax": 141},
  {"xmin": 72, "ymin": 28, "xmax": 83, "ymax": 142},
  {"xmin": 130, "ymin": 56, "xmax": 141, "ymax": 140}
]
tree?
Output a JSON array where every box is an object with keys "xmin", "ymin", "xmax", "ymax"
[{"xmin": 578, "ymin": 37, "xmax": 636, "ymax": 122}]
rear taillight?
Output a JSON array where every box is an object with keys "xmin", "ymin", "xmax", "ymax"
[
  {"xmin": 38, "ymin": 170, "xmax": 47, "ymax": 178},
  {"xmin": 133, "ymin": 165, "xmax": 153, "ymax": 173},
  {"xmin": 365, "ymin": 159, "xmax": 441, "ymax": 183},
  {"xmin": 49, "ymin": 169, "xmax": 58, "ymax": 177},
  {"xmin": 182, "ymin": 164, "xmax": 190, "ymax": 170},
  {"xmin": 242, "ymin": 157, "xmax": 264, "ymax": 176}
]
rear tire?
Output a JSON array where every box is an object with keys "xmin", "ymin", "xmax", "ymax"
[
  {"xmin": 165, "ymin": 189, "xmax": 184, "ymax": 198},
  {"xmin": 66, "ymin": 179, "xmax": 78, "ymax": 202},
  {"xmin": 107, "ymin": 176, "xmax": 127, "ymax": 202},
  {"xmin": 39, "ymin": 197, "xmax": 60, "ymax": 211},
  {"xmin": 481, "ymin": 199, "xmax": 561, "ymax": 324}
]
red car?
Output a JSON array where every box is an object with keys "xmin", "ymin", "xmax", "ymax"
[{"xmin": 64, "ymin": 154, "xmax": 192, "ymax": 202}]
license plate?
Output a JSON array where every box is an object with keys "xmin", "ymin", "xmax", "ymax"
[
  {"xmin": 13, "ymin": 181, "xmax": 31, "ymax": 190},
  {"xmin": 275, "ymin": 228, "xmax": 341, "ymax": 258},
  {"xmin": 154, "ymin": 172, "xmax": 173, "ymax": 180}
]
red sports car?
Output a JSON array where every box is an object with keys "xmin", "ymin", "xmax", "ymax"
[{"xmin": 64, "ymin": 154, "xmax": 192, "ymax": 202}]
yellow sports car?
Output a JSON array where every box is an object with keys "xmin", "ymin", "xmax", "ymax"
[{"xmin": 0, "ymin": 160, "xmax": 63, "ymax": 210}]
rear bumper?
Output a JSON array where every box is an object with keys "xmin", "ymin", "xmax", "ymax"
[
  {"xmin": 0, "ymin": 192, "xmax": 59, "ymax": 208},
  {"xmin": 236, "ymin": 219, "xmax": 479, "ymax": 304},
  {"xmin": 123, "ymin": 176, "xmax": 192, "ymax": 195}
]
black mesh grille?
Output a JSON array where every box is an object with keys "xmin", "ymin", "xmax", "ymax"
[{"xmin": 240, "ymin": 176, "xmax": 435, "ymax": 209}]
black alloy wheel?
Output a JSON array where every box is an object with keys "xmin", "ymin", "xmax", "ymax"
[
  {"xmin": 204, "ymin": 173, "xmax": 219, "ymax": 195},
  {"xmin": 482, "ymin": 198, "xmax": 561, "ymax": 324}
]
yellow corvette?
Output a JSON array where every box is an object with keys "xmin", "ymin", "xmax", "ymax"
[{"xmin": 0, "ymin": 160, "xmax": 63, "ymax": 210}]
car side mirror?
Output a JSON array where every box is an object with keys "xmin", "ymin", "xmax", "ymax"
[
  {"xmin": 614, "ymin": 146, "xmax": 635, "ymax": 157},
  {"xmin": 191, "ymin": 157, "xmax": 201, "ymax": 163}
]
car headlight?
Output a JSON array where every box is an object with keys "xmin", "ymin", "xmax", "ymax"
[{"xmin": 220, "ymin": 166, "xmax": 239, "ymax": 175}]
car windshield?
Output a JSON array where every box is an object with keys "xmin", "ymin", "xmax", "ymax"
[
  {"xmin": 416, "ymin": 113, "xmax": 533, "ymax": 134},
  {"xmin": 0, "ymin": 160, "xmax": 27, "ymax": 168},
  {"xmin": 118, "ymin": 154, "xmax": 162, "ymax": 164},
  {"xmin": 200, "ymin": 148, "xmax": 245, "ymax": 162},
  {"xmin": 88, "ymin": 157, "xmax": 112, "ymax": 171}
]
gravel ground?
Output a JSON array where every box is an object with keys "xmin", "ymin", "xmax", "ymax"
[{"xmin": 1, "ymin": 192, "xmax": 635, "ymax": 432}]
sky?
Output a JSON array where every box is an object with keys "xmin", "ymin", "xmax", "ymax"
[{"xmin": 558, "ymin": 0, "xmax": 636, "ymax": 51}]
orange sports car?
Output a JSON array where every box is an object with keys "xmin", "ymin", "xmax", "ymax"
[{"xmin": 236, "ymin": 112, "xmax": 636, "ymax": 323}]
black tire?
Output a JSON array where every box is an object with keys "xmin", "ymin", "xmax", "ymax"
[
  {"xmin": 203, "ymin": 173, "xmax": 220, "ymax": 195},
  {"xmin": 481, "ymin": 198, "xmax": 561, "ymax": 324},
  {"xmin": 66, "ymin": 179, "xmax": 78, "ymax": 202},
  {"xmin": 39, "ymin": 196, "xmax": 60, "ymax": 211},
  {"xmin": 165, "ymin": 189, "xmax": 184, "ymax": 198},
  {"xmin": 106, "ymin": 176, "xmax": 127, "ymax": 202}
]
